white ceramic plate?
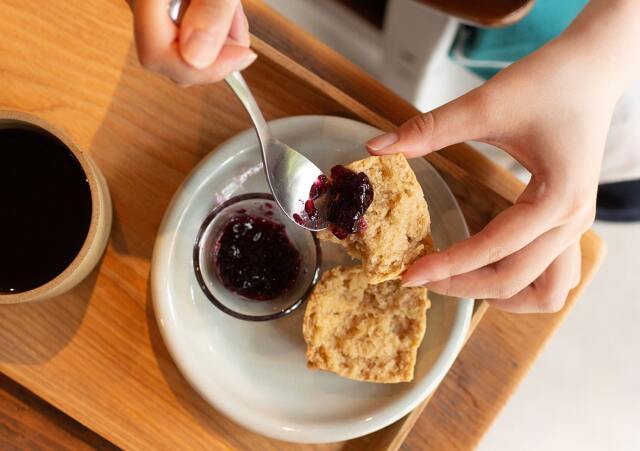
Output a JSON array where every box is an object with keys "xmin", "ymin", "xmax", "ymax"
[{"xmin": 151, "ymin": 115, "xmax": 473, "ymax": 443}]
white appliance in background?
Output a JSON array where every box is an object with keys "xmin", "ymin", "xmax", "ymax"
[{"xmin": 262, "ymin": 0, "xmax": 483, "ymax": 112}]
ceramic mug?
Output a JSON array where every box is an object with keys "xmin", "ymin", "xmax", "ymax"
[{"xmin": 0, "ymin": 110, "xmax": 112, "ymax": 304}]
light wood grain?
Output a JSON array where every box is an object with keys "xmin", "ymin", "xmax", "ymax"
[
  {"xmin": 0, "ymin": 373, "xmax": 117, "ymax": 451},
  {"xmin": 0, "ymin": 0, "xmax": 604, "ymax": 450}
]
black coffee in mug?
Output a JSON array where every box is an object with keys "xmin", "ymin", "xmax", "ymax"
[{"xmin": 0, "ymin": 126, "xmax": 92, "ymax": 293}]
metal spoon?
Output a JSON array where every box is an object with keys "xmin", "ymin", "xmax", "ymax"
[{"xmin": 169, "ymin": 0, "xmax": 328, "ymax": 231}]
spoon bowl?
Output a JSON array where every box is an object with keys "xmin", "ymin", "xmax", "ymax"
[{"xmin": 261, "ymin": 138, "xmax": 329, "ymax": 230}]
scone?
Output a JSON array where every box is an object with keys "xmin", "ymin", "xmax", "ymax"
[
  {"xmin": 303, "ymin": 266, "xmax": 430, "ymax": 383},
  {"xmin": 318, "ymin": 154, "xmax": 434, "ymax": 284}
]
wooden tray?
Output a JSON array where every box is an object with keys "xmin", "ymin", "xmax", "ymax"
[{"xmin": 0, "ymin": 1, "xmax": 603, "ymax": 449}]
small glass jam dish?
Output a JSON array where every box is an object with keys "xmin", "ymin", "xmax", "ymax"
[{"xmin": 193, "ymin": 193, "xmax": 321, "ymax": 321}]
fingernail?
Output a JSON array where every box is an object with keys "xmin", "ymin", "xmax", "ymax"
[
  {"xmin": 234, "ymin": 52, "xmax": 258, "ymax": 72},
  {"xmin": 182, "ymin": 30, "xmax": 218, "ymax": 69},
  {"xmin": 402, "ymin": 279, "xmax": 428, "ymax": 288},
  {"xmin": 366, "ymin": 132, "xmax": 398, "ymax": 153}
]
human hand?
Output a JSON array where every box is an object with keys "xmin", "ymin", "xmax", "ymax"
[
  {"xmin": 133, "ymin": 0, "xmax": 256, "ymax": 85},
  {"xmin": 366, "ymin": 40, "xmax": 620, "ymax": 313}
]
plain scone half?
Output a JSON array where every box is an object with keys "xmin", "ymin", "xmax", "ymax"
[
  {"xmin": 303, "ymin": 266, "xmax": 431, "ymax": 383},
  {"xmin": 317, "ymin": 153, "xmax": 434, "ymax": 284}
]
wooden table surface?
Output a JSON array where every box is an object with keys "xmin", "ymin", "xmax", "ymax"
[{"xmin": 0, "ymin": 1, "xmax": 605, "ymax": 450}]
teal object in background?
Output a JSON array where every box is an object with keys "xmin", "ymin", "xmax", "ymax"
[{"xmin": 450, "ymin": 0, "xmax": 588, "ymax": 79}]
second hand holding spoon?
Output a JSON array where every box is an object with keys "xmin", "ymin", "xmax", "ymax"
[{"xmin": 169, "ymin": 0, "xmax": 328, "ymax": 231}]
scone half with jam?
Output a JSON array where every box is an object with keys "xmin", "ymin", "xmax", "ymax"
[{"xmin": 317, "ymin": 153, "xmax": 434, "ymax": 284}]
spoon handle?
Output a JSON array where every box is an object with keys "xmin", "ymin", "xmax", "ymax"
[
  {"xmin": 168, "ymin": 0, "xmax": 273, "ymax": 145},
  {"xmin": 224, "ymin": 72, "xmax": 273, "ymax": 146}
]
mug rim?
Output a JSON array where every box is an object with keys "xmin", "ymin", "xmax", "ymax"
[{"xmin": 0, "ymin": 109, "xmax": 104, "ymax": 304}]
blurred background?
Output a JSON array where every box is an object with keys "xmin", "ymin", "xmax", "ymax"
[{"xmin": 263, "ymin": 0, "xmax": 640, "ymax": 449}]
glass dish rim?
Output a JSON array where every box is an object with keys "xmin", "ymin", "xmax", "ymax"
[{"xmin": 193, "ymin": 192, "xmax": 322, "ymax": 321}]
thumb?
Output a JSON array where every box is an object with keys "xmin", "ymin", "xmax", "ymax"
[
  {"xmin": 179, "ymin": 0, "xmax": 240, "ymax": 69},
  {"xmin": 366, "ymin": 88, "xmax": 492, "ymax": 158}
]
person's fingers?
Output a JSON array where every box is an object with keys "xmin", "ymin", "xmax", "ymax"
[
  {"xmin": 228, "ymin": 2, "xmax": 250, "ymax": 47},
  {"xmin": 134, "ymin": 0, "xmax": 179, "ymax": 69},
  {"xmin": 156, "ymin": 43, "xmax": 256, "ymax": 85},
  {"xmin": 366, "ymin": 87, "xmax": 496, "ymax": 157},
  {"xmin": 179, "ymin": 0, "xmax": 240, "ymax": 69},
  {"xmin": 134, "ymin": 0, "xmax": 255, "ymax": 84},
  {"xmin": 422, "ymin": 224, "xmax": 574, "ymax": 299},
  {"xmin": 571, "ymin": 241, "xmax": 582, "ymax": 288},
  {"xmin": 487, "ymin": 242, "xmax": 581, "ymax": 313},
  {"xmin": 403, "ymin": 180, "xmax": 560, "ymax": 287}
]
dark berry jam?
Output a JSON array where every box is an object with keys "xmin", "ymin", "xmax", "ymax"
[
  {"xmin": 300, "ymin": 167, "xmax": 373, "ymax": 238},
  {"xmin": 294, "ymin": 175, "xmax": 329, "ymax": 226},
  {"xmin": 304, "ymin": 199, "xmax": 318, "ymax": 220},
  {"xmin": 326, "ymin": 165, "xmax": 373, "ymax": 239},
  {"xmin": 215, "ymin": 215, "xmax": 301, "ymax": 300},
  {"xmin": 309, "ymin": 174, "xmax": 330, "ymax": 200}
]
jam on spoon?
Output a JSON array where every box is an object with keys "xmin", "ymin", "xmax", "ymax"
[
  {"xmin": 215, "ymin": 215, "xmax": 301, "ymax": 300},
  {"xmin": 326, "ymin": 165, "xmax": 374, "ymax": 239},
  {"xmin": 302, "ymin": 166, "xmax": 374, "ymax": 239}
]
